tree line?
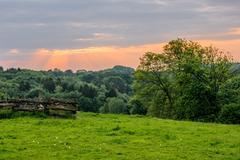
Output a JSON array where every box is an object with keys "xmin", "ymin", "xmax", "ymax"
[
  {"xmin": 0, "ymin": 39, "xmax": 239, "ymax": 124},
  {"xmin": 0, "ymin": 65, "xmax": 135, "ymax": 114}
]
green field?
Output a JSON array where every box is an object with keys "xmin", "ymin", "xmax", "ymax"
[{"xmin": 0, "ymin": 112, "xmax": 239, "ymax": 160}]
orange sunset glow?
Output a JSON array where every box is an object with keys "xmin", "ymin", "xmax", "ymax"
[{"xmin": 1, "ymin": 39, "xmax": 239, "ymax": 71}]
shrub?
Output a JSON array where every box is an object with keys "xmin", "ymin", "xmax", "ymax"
[
  {"xmin": 100, "ymin": 97, "xmax": 128, "ymax": 114},
  {"xmin": 218, "ymin": 103, "xmax": 240, "ymax": 124},
  {"xmin": 128, "ymin": 99, "xmax": 147, "ymax": 115},
  {"xmin": 0, "ymin": 91, "xmax": 6, "ymax": 100}
]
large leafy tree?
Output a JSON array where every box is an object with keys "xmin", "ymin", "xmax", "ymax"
[{"xmin": 134, "ymin": 39, "xmax": 232, "ymax": 121}]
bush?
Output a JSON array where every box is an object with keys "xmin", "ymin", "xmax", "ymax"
[
  {"xmin": 0, "ymin": 91, "xmax": 6, "ymax": 100},
  {"xmin": 77, "ymin": 96, "xmax": 99, "ymax": 112},
  {"xmin": 128, "ymin": 99, "xmax": 147, "ymax": 115},
  {"xmin": 218, "ymin": 103, "xmax": 240, "ymax": 124},
  {"xmin": 100, "ymin": 97, "xmax": 128, "ymax": 114},
  {"xmin": 27, "ymin": 88, "xmax": 45, "ymax": 99}
]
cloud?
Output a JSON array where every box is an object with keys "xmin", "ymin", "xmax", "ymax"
[
  {"xmin": 196, "ymin": 3, "xmax": 237, "ymax": 13},
  {"xmin": 66, "ymin": 22, "xmax": 127, "ymax": 29},
  {"xmin": 0, "ymin": 0, "xmax": 239, "ymax": 50},
  {"xmin": 74, "ymin": 33, "xmax": 124, "ymax": 42},
  {"xmin": 9, "ymin": 48, "xmax": 20, "ymax": 54},
  {"xmin": 227, "ymin": 28, "xmax": 240, "ymax": 36}
]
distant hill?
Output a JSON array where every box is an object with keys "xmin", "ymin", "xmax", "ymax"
[{"xmin": 103, "ymin": 65, "xmax": 135, "ymax": 74}]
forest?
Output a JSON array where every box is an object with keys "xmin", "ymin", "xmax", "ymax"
[{"xmin": 0, "ymin": 39, "xmax": 239, "ymax": 124}]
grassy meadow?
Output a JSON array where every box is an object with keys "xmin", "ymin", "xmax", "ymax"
[{"xmin": 0, "ymin": 112, "xmax": 239, "ymax": 160}]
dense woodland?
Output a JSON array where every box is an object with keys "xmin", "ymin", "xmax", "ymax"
[
  {"xmin": 0, "ymin": 65, "xmax": 134, "ymax": 114},
  {"xmin": 0, "ymin": 39, "xmax": 239, "ymax": 124}
]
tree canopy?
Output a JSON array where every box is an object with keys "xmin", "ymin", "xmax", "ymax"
[{"xmin": 134, "ymin": 39, "xmax": 239, "ymax": 123}]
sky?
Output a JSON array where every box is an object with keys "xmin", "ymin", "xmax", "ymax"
[{"xmin": 0, "ymin": 0, "xmax": 240, "ymax": 71}]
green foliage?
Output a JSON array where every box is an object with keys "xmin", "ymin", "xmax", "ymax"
[
  {"xmin": 100, "ymin": 97, "xmax": 128, "ymax": 114},
  {"xmin": 166, "ymin": 39, "xmax": 231, "ymax": 121},
  {"xmin": 27, "ymin": 88, "xmax": 45, "ymax": 99},
  {"xmin": 105, "ymin": 88, "xmax": 118, "ymax": 97},
  {"xmin": 78, "ymin": 83, "xmax": 98, "ymax": 98},
  {"xmin": 0, "ymin": 112, "xmax": 239, "ymax": 159},
  {"xmin": 0, "ymin": 91, "xmax": 6, "ymax": 100},
  {"xmin": 42, "ymin": 77, "xmax": 56, "ymax": 93},
  {"xmin": 103, "ymin": 76, "xmax": 129, "ymax": 93},
  {"xmin": 218, "ymin": 75, "xmax": 240, "ymax": 104},
  {"xmin": 0, "ymin": 66, "xmax": 133, "ymax": 114},
  {"xmin": 19, "ymin": 80, "xmax": 31, "ymax": 92},
  {"xmin": 218, "ymin": 103, "xmax": 240, "ymax": 124},
  {"xmin": 128, "ymin": 98, "xmax": 147, "ymax": 115},
  {"xmin": 77, "ymin": 96, "xmax": 99, "ymax": 112},
  {"xmin": 216, "ymin": 75, "xmax": 240, "ymax": 124},
  {"xmin": 134, "ymin": 39, "xmax": 238, "ymax": 123}
]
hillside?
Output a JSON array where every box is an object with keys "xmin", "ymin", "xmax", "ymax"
[{"xmin": 0, "ymin": 113, "xmax": 239, "ymax": 160}]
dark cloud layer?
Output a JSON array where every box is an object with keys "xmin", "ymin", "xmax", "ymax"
[{"xmin": 0, "ymin": 0, "xmax": 239, "ymax": 50}]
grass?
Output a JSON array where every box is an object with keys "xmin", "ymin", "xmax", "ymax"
[{"xmin": 0, "ymin": 112, "xmax": 239, "ymax": 160}]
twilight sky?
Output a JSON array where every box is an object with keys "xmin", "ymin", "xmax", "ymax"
[{"xmin": 0, "ymin": 0, "xmax": 240, "ymax": 71}]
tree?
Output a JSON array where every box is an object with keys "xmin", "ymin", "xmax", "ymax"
[
  {"xmin": 105, "ymin": 88, "xmax": 117, "ymax": 98},
  {"xmin": 78, "ymin": 84, "xmax": 98, "ymax": 98},
  {"xmin": 164, "ymin": 39, "xmax": 230, "ymax": 121},
  {"xmin": 42, "ymin": 77, "xmax": 56, "ymax": 93},
  {"xmin": 19, "ymin": 80, "xmax": 31, "ymax": 92},
  {"xmin": 134, "ymin": 52, "xmax": 174, "ymax": 118},
  {"xmin": 134, "ymin": 39, "xmax": 232, "ymax": 121},
  {"xmin": 27, "ymin": 88, "xmax": 45, "ymax": 99},
  {"xmin": 60, "ymin": 79, "xmax": 75, "ymax": 92},
  {"xmin": 217, "ymin": 75, "xmax": 240, "ymax": 124},
  {"xmin": 80, "ymin": 72, "xmax": 97, "ymax": 83},
  {"xmin": 218, "ymin": 103, "xmax": 240, "ymax": 124},
  {"xmin": 100, "ymin": 97, "xmax": 128, "ymax": 114},
  {"xmin": 103, "ymin": 76, "xmax": 127, "ymax": 93},
  {"xmin": 77, "ymin": 96, "xmax": 99, "ymax": 112},
  {"xmin": 65, "ymin": 69, "xmax": 74, "ymax": 76},
  {"xmin": 218, "ymin": 75, "xmax": 240, "ymax": 105},
  {"xmin": 0, "ymin": 91, "xmax": 6, "ymax": 100},
  {"xmin": 128, "ymin": 98, "xmax": 147, "ymax": 115}
]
